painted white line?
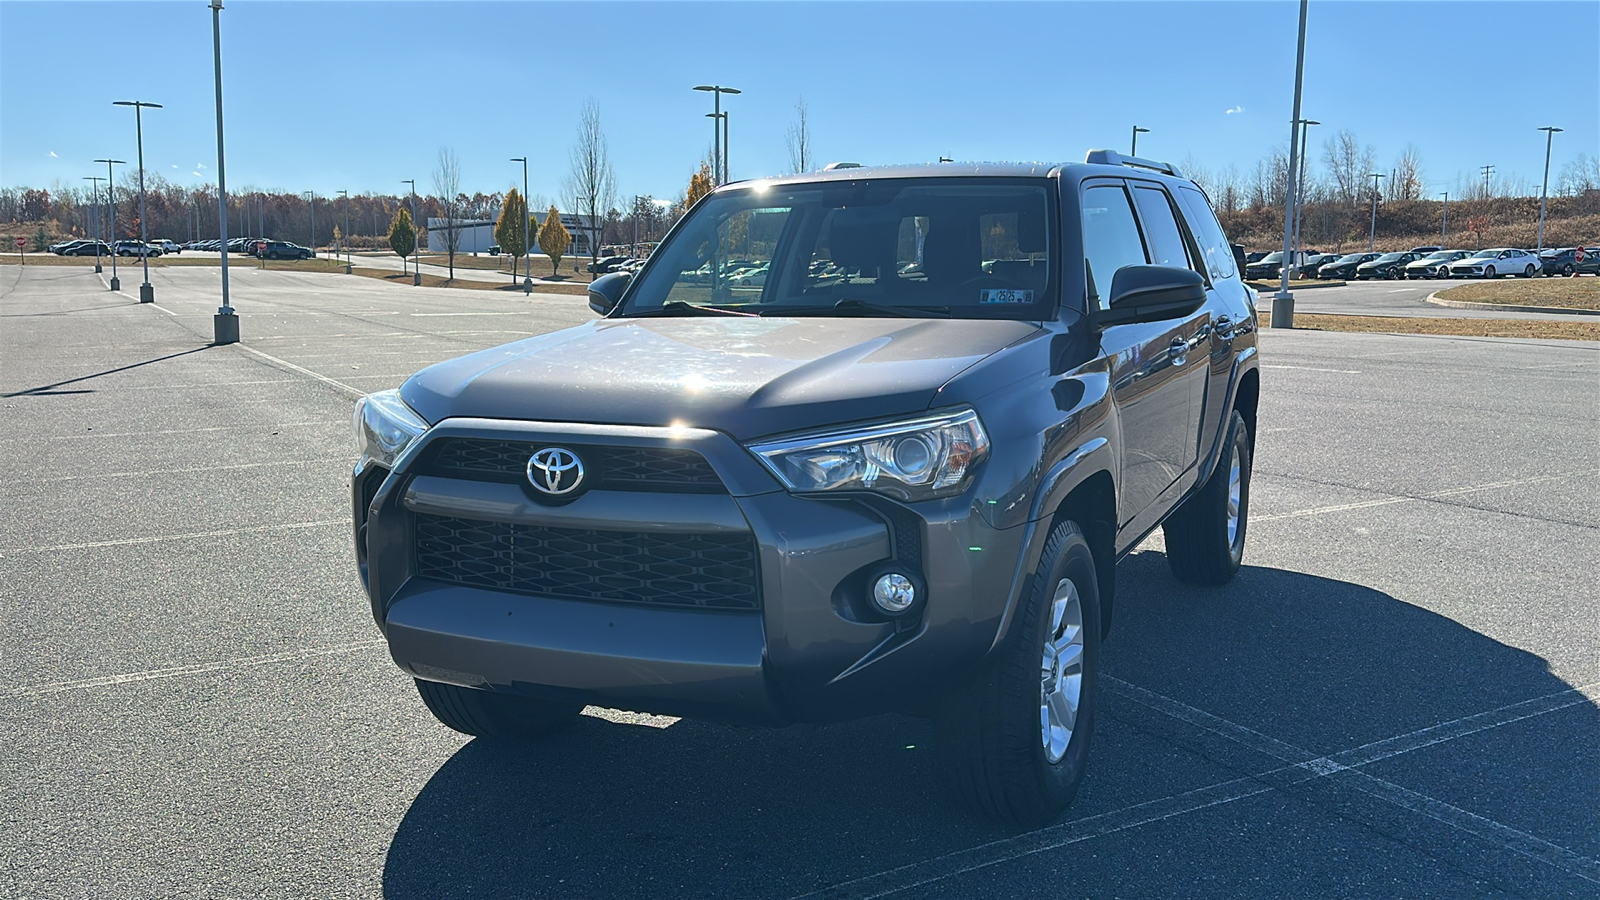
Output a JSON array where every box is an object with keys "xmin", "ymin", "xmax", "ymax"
[
  {"xmin": 1387, "ymin": 288, "xmax": 1412, "ymax": 293},
  {"xmin": 0, "ymin": 640, "xmax": 387, "ymax": 699},
  {"xmin": 148, "ymin": 303, "xmax": 177, "ymax": 316},
  {"xmin": 0, "ymin": 519, "xmax": 345, "ymax": 555},
  {"xmin": 1, "ymin": 457, "xmax": 347, "ymax": 486},
  {"xmin": 2, "ymin": 420, "xmax": 336, "ymax": 442},
  {"xmin": 234, "ymin": 344, "xmax": 365, "ymax": 397},
  {"xmin": 1105, "ymin": 676, "xmax": 1314, "ymax": 762},
  {"xmin": 1261, "ymin": 364, "xmax": 1361, "ymax": 374},
  {"xmin": 1254, "ymin": 471, "xmax": 1588, "ymax": 522},
  {"xmin": 410, "ymin": 311, "xmax": 527, "ymax": 317}
]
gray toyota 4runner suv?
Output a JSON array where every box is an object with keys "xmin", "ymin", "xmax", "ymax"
[{"xmin": 352, "ymin": 151, "xmax": 1259, "ymax": 826}]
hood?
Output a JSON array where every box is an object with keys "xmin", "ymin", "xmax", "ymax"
[{"xmin": 401, "ymin": 316, "xmax": 1040, "ymax": 441}]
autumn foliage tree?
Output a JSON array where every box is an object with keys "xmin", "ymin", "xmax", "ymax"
[
  {"xmin": 538, "ymin": 205, "xmax": 571, "ymax": 276},
  {"xmin": 495, "ymin": 188, "xmax": 528, "ymax": 282},
  {"xmin": 388, "ymin": 206, "xmax": 416, "ymax": 270},
  {"xmin": 686, "ymin": 162, "xmax": 714, "ymax": 211},
  {"xmin": 1467, "ymin": 214, "xmax": 1489, "ymax": 248}
]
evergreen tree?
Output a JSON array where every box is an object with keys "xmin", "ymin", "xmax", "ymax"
[
  {"xmin": 388, "ymin": 207, "xmax": 416, "ymax": 270},
  {"xmin": 538, "ymin": 206, "xmax": 571, "ymax": 276},
  {"xmin": 495, "ymin": 189, "xmax": 528, "ymax": 282}
]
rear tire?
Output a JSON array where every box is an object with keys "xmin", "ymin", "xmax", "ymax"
[
  {"xmin": 414, "ymin": 679, "xmax": 584, "ymax": 740},
  {"xmin": 937, "ymin": 519, "xmax": 1102, "ymax": 827},
  {"xmin": 1522, "ymin": 265, "xmax": 1535, "ymax": 278},
  {"xmin": 1163, "ymin": 409, "xmax": 1251, "ymax": 585}
]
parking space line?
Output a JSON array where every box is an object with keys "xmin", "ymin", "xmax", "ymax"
[
  {"xmin": 1261, "ymin": 364, "xmax": 1361, "ymax": 374},
  {"xmin": 0, "ymin": 519, "xmax": 345, "ymax": 555},
  {"xmin": 148, "ymin": 303, "xmax": 177, "ymax": 316},
  {"xmin": 1253, "ymin": 471, "xmax": 1589, "ymax": 522},
  {"xmin": 0, "ymin": 640, "xmax": 386, "ymax": 699},
  {"xmin": 1, "ymin": 456, "xmax": 347, "ymax": 485},
  {"xmin": 234, "ymin": 344, "xmax": 366, "ymax": 397},
  {"xmin": 3, "ymin": 420, "xmax": 336, "ymax": 442}
]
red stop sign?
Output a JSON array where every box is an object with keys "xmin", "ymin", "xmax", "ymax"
[
  {"xmin": 1577, "ymin": 248, "xmax": 1587, "ymax": 263},
  {"xmin": 13, "ymin": 237, "xmax": 24, "ymax": 249}
]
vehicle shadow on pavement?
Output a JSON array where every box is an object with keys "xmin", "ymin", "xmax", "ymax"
[
  {"xmin": 1, "ymin": 345, "xmax": 211, "ymax": 397},
  {"xmin": 382, "ymin": 551, "xmax": 1591, "ymax": 900}
]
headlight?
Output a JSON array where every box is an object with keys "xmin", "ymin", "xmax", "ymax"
[
  {"xmin": 748, "ymin": 409, "xmax": 989, "ymax": 502},
  {"xmin": 352, "ymin": 389, "xmax": 429, "ymax": 470}
]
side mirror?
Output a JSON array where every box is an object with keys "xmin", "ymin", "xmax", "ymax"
[
  {"xmin": 588, "ymin": 271, "xmax": 631, "ymax": 315},
  {"xmin": 1098, "ymin": 266, "xmax": 1206, "ymax": 327}
]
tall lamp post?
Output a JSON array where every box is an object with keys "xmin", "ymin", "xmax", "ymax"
[
  {"xmin": 511, "ymin": 156, "xmax": 531, "ymax": 291},
  {"xmin": 83, "ymin": 176, "xmax": 105, "ymax": 273},
  {"xmin": 1291, "ymin": 119, "xmax": 1319, "ymax": 261},
  {"xmin": 1270, "ymin": 0, "xmax": 1308, "ymax": 329},
  {"xmin": 93, "ymin": 158, "xmax": 125, "ymax": 290},
  {"xmin": 1367, "ymin": 172, "xmax": 1386, "ymax": 251},
  {"xmin": 1131, "ymin": 126, "xmax": 1149, "ymax": 156},
  {"xmin": 113, "ymin": 100, "xmax": 161, "ymax": 303},
  {"xmin": 705, "ymin": 112, "xmax": 726, "ymax": 183},
  {"xmin": 693, "ymin": 85, "xmax": 740, "ymax": 184},
  {"xmin": 1536, "ymin": 126, "xmax": 1563, "ymax": 251},
  {"xmin": 304, "ymin": 191, "xmax": 315, "ymax": 256},
  {"xmin": 206, "ymin": 0, "xmax": 236, "ymax": 342},
  {"xmin": 402, "ymin": 179, "xmax": 419, "ymax": 285},
  {"xmin": 337, "ymin": 189, "xmax": 351, "ymax": 273},
  {"xmin": 1439, "ymin": 192, "xmax": 1449, "ymax": 244}
]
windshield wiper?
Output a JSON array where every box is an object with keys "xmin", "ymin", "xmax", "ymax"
[
  {"xmin": 758, "ymin": 299, "xmax": 951, "ymax": 318},
  {"xmin": 635, "ymin": 300, "xmax": 758, "ymax": 318}
]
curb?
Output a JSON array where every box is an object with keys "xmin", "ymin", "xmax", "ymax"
[{"xmin": 1425, "ymin": 291, "xmax": 1600, "ymax": 317}]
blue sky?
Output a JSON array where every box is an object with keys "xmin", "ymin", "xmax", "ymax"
[{"xmin": 2, "ymin": 1, "xmax": 1595, "ymax": 202}]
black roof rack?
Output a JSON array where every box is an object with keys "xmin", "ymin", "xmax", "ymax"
[{"xmin": 1083, "ymin": 149, "xmax": 1183, "ymax": 178}]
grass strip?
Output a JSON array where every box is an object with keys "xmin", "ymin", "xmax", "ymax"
[
  {"xmin": 1434, "ymin": 278, "xmax": 1600, "ymax": 310},
  {"xmin": 1291, "ymin": 313, "xmax": 1600, "ymax": 341}
]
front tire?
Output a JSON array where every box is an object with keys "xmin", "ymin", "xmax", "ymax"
[
  {"xmin": 414, "ymin": 679, "xmax": 584, "ymax": 740},
  {"xmin": 1163, "ymin": 409, "xmax": 1252, "ymax": 585},
  {"xmin": 1484, "ymin": 266, "xmax": 1496, "ymax": 279},
  {"xmin": 937, "ymin": 519, "xmax": 1102, "ymax": 827}
]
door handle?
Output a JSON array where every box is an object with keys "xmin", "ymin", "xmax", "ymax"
[{"xmin": 1215, "ymin": 315, "xmax": 1234, "ymax": 339}]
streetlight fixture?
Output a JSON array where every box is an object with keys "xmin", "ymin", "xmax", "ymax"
[
  {"xmin": 511, "ymin": 156, "xmax": 531, "ymax": 292},
  {"xmin": 1131, "ymin": 126, "xmax": 1150, "ymax": 156},
  {"xmin": 1367, "ymin": 172, "xmax": 1386, "ymax": 251},
  {"xmin": 113, "ymin": 100, "xmax": 161, "ymax": 303},
  {"xmin": 1270, "ymin": 0, "xmax": 1308, "ymax": 329},
  {"xmin": 304, "ymin": 191, "xmax": 315, "ymax": 257},
  {"xmin": 93, "ymin": 158, "xmax": 125, "ymax": 291},
  {"xmin": 1291, "ymin": 119, "xmax": 1319, "ymax": 261},
  {"xmin": 83, "ymin": 176, "xmax": 105, "ymax": 273},
  {"xmin": 693, "ymin": 85, "xmax": 740, "ymax": 184},
  {"xmin": 1439, "ymin": 191, "xmax": 1449, "ymax": 244},
  {"xmin": 337, "ymin": 189, "xmax": 351, "ymax": 273},
  {"xmin": 1536, "ymin": 126, "xmax": 1563, "ymax": 251},
  {"xmin": 402, "ymin": 179, "xmax": 419, "ymax": 285}
]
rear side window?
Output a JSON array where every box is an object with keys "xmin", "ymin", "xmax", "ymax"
[
  {"xmin": 1081, "ymin": 184, "xmax": 1148, "ymax": 309},
  {"xmin": 1174, "ymin": 187, "xmax": 1238, "ymax": 281},
  {"xmin": 1131, "ymin": 185, "xmax": 1192, "ymax": 271}
]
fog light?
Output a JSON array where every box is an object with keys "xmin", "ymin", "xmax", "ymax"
[{"xmin": 873, "ymin": 573, "xmax": 917, "ymax": 615}]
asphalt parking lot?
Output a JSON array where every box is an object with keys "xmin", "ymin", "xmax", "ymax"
[{"xmin": 2, "ymin": 263, "xmax": 1595, "ymax": 899}]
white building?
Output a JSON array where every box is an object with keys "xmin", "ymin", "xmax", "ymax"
[{"xmin": 428, "ymin": 209, "xmax": 602, "ymax": 258}]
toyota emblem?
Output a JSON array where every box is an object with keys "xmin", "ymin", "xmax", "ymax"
[{"xmin": 527, "ymin": 447, "xmax": 584, "ymax": 495}]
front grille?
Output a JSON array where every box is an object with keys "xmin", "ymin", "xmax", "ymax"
[
  {"xmin": 413, "ymin": 513, "xmax": 761, "ymax": 610},
  {"xmin": 420, "ymin": 439, "xmax": 725, "ymax": 493}
]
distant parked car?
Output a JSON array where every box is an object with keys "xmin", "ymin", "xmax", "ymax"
[
  {"xmin": 585, "ymin": 255, "xmax": 631, "ymax": 275},
  {"xmin": 66, "ymin": 240, "xmax": 113, "ymax": 257},
  {"xmin": 1316, "ymin": 252, "xmax": 1380, "ymax": 280},
  {"xmin": 258, "ymin": 240, "xmax": 313, "ymax": 260},
  {"xmin": 113, "ymin": 240, "xmax": 162, "ymax": 257},
  {"xmin": 1538, "ymin": 247, "xmax": 1600, "ymax": 277},
  {"xmin": 1404, "ymin": 250, "xmax": 1470, "ymax": 279},
  {"xmin": 50, "ymin": 240, "xmax": 87, "ymax": 255},
  {"xmin": 1245, "ymin": 250, "xmax": 1316, "ymax": 281},
  {"xmin": 157, "ymin": 240, "xmax": 182, "ymax": 255},
  {"xmin": 487, "ymin": 244, "xmax": 501, "ymax": 255},
  {"xmin": 1407, "ymin": 246, "xmax": 1443, "ymax": 254},
  {"xmin": 1448, "ymin": 248, "xmax": 1540, "ymax": 279},
  {"xmin": 1355, "ymin": 251, "xmax": 1423, "ymax": 280},
  {"xmin": 1296, "ymin": 253, "xmax": 1337, "ymax": 277},
  {"xmin": 1244, "ymin": 251, "xmax": 1269, "ymax": 265}
]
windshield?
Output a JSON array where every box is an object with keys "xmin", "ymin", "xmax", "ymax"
[
  {"xmin": 620, "ymin": 177, "xmax": 1054, "ymax": 319},
  {"xmin": 1258, "ymin": 252, "xmax": 1284, "ymax": 264},
  {"xmin": 1539, "ymin": 249, "xmax": 1567, "ymax": 258},
  {"xmin": 1374, "ymin": 253, "xmax": 1406, "ymax": 262},
  {"xmin": 1422, "ymin": 250, "xmax": 1454, "ymax": 259},
  {"xmin": 1335, "ymin": 254, "xmax": 1366, "ymax": 264},
  {"xmin": 1469, "ymin": 250, "xmax": 1497, "ymax": 258}
]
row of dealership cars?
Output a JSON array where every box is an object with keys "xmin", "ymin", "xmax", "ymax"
[
  {"xmin": 1247, "ymin": 246, "xmax": 1598, "ymax": 280},
  {"xmin": 45, "ymin": 237, "xmax": 316, "ymax": 259},
  {"xmin": 47, "ymin": 238, "xmax": 185, "ymax": 257}
]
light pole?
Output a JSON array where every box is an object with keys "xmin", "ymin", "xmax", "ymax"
[
  {"xmin": 83, "ymin": 176, "xmax": 105, "ymax": 273},
  {"xmin": 304, "ymin": 191, "xmax": 315, "ymax": 256},
  {"xmin": 1270, "ymin": 0, "xmax": 1308, "ymax": 328},
  {"xmin": 694, "ymin": 85, "xmax": 741, "ymax": 184},
  {"xmin": 1536, "ymin": 126, "xmax": 1563, "ymax": 251},
  {"xmin": 511, "ymin": 156, "xmax": 531, "ymax": 292},
  {"xmin": 705, "ymin": 112, "xmax": 726, "ymax": 184},
  {"xmin": 207, "ymin": 0, "xmax": 237, "ymax": 342},
  {"xmin": 337, "ymin": 189, "xmax": 351, "ymax": 273},
  {"xmin": 1131, "ymin": 126, "xmax": 1149, "ymax": 156},
  {"xmin": 1439, "ymin": 192, "xmax": 1449, "ymax": 244},
  {"xmin": 1367, "ymin": 172, "xmax": 1386, "ymax": 251},
  {"xmin": 113, "ymin": 100, "xmax": 161, "ymax": 303},
  {"xmin": 402, "ymin": 179, "xmax": 419, "ymax": 285},
  {"xmin": 1292, "ymin": 119, "xmax": 1319, "ymax": 261},
  {"xmin": 93, "ymin": 158, "xmax": 125, "ymax": 290}
]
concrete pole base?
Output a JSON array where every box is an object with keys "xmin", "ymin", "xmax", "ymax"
[
  {"xmin": 1270, "ymin": 294, "xmax": 1296, "ymax": 328},
  {"xmin": 139, "ymin": 283, "xmax": 155, "ymax": 303},
  {"xmin": 213, "ymin": 313, "xmax": 240, "ymax": 345},
  {"xmin": 94, "ymin": 262, "xmax": 103, "ymax": 273},
  {"xmin": 413, "ymin": 272, "xmax": 421, "ymax": 286},
  {"xmin": 345, "ymin": 264, "xmax": 352, "ymax": 274},
  {"xmin": 109, "ymin": 276, "xmax": 121, "ymax": 291}
]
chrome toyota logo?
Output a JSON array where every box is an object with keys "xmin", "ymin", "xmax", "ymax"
[{"xmin": 526, "ymin": 447, "xmax": 584, "ymax": 495}]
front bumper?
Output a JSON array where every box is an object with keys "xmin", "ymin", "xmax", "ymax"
[{"xmin": 356, "ymin": 418, "xmax": 1027, "ymax": 724}]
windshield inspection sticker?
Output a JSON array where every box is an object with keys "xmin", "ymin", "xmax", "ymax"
[{"xmin": 980, "ymin": 289, "xmax": 1034, "ymax": 305}]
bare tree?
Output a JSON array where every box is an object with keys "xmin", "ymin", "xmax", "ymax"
[
  {"xmin": 1558, "ymin": 152, "xmax": 1600, "ymax": 196},
  {"xmin": 1390, "ymin": 145, "xmax": 1424, "ymax": 201},
  {"xmin": 563, "ymin": 99, "xmax": 617, "ymax": 267},
  {"xmin": 1322, "ymin": 129, "xmax": 1375, "ymax": 208},
  {"xmin": 785, "ymin": 99, "xmax": 812, "ymax": 174},
  {"xmin": 432, "ymin": 147, "xmax": 463, "ymax": 279}
]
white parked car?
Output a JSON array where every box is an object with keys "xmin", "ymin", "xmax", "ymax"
[
  {"xmin": 157, "ymin": 239, "xmax": 183, "ymax": 255},
  {"xmin": 1404, "ymin": 249, "xmax": 1470, "ymax": 279},
  {"xmin": 1448, "ymin": 248, "xmax": 1540, "ymax": 279}
]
